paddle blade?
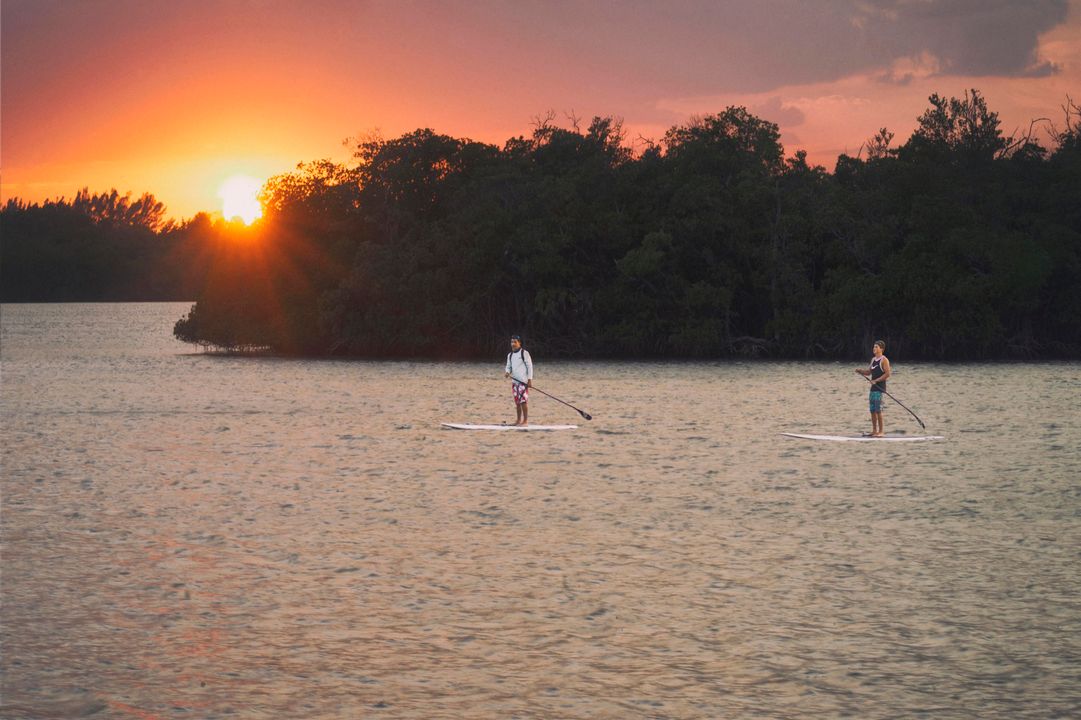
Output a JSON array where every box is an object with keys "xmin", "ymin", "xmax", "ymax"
[{"xmin": 581, "ymin": 411, "xmax": 593, "ymax": 420}]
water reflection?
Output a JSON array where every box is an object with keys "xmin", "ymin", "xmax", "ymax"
[{"xmin": 2, "ymin": 304, "xmax": 1079, "ymax": 718}]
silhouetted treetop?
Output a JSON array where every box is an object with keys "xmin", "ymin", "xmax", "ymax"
[{"xmin": 3, "ymin": 92, "xmax": 1078, "ymax": 359}]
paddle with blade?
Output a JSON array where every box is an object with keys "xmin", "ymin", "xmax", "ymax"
[
  {"xmin": 858, "ymin": 372, "xmax": 925, "ymax": 429},
  {"xmin": 510, "ymin": 375, "xmax": 592, "ymax": 420}
]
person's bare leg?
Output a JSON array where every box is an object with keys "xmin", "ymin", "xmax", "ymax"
[{"xmin": 520, "ymin": 402, "xmax": 528, "ymax": 426}]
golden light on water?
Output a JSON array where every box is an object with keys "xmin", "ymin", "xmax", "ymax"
[{"xmin": 218, "ymin": 175, "xmax": 263, "ymax": 225}]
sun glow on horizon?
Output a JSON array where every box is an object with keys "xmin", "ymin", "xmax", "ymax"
[{"xmin": 218, "ymin": 174, "xmax": 264, "ymax": 225}]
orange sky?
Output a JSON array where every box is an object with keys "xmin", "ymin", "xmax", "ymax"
[{"xmin": 3, "ymin": 0, "xmax": 1079, "ymax": 220}]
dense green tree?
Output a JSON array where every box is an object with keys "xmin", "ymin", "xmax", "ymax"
[
  {"xmin": 2, "ymin": 191, "xmax": 182, "ymax": 301},
  {"xmin": 4, "ymin": 93, "xmax": 1078, "ymax": 359}
]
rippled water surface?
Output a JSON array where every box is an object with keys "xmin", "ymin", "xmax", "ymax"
[{"xmin": 3, "ymin": 303, "xmax": 1080, "ymax": 719}]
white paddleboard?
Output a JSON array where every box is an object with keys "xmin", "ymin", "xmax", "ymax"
[
  {"xmin": 442, "ymin": 423, "xmax": 578, "ymax": 431},
  {"xmin": 782, "ymin": 432, "xmax": 943, "ymax": 442}
]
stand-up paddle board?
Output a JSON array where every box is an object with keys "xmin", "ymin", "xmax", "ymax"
[
  {"xmin": 442, "ymin": 423, "xmax": 578, "ymax": 431},
  {"xmin": 782, "ymin": 432, "xmax": 943, "ymax": 442}
]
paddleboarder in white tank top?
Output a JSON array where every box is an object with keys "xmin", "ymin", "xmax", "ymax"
[
  {"xmin": 504, "ymin": 334, "xmax": 533, "ymax": 426},
  {"xmin": 855, "ymin": 340, "xmax": 891, "ymax": 437}
]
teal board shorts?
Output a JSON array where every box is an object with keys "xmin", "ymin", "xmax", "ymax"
[{"xmin": 869, "ymin": 390, "xmax": 884, "ymax": 413}]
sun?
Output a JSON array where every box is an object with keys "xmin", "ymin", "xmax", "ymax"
[{"xmin": 218, "ymin": 174, "xmax": 263, "ymax": 225}]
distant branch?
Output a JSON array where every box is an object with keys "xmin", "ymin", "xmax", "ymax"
[
  {"xmin": 530, "ymin": 110, "xmax": 556, "ymax": 132},
  {"xmin": 565, "ymin": 110, "xmax": 581, "ymax": 133}
]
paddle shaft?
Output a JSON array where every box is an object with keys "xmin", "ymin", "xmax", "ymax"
[
  {"xmin": 859, "ymin": 373, "xmax": 925, "ymax": 428},
  {"xmin": 509, "ymin": 375, "xmax": 592, "ymax": 420}
]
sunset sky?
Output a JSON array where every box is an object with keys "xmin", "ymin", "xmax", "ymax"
[{"xmin": 3, "ymin": 0, "xmax": 1080, "ymax": 221}]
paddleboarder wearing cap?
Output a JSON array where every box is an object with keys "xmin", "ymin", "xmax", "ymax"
[
  {"xmin": 856, "ymin": 340, "xmax": 891, "ymax": 437},
  {"xmin": 504, "ymin": 335, "xmax": 533, "ymax": 426}
]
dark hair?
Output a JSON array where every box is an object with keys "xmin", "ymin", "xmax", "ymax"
[{"xmin": 874, "ymin": 339, "xmax": 886, "ymax": 350}]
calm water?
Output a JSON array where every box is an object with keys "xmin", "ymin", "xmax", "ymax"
[{"xmin": 2, "ymin": 303, "xmax": 1079, "ymax": 719}]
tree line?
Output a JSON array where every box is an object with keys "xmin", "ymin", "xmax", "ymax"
[
  {"xmin": 3, "ymin": 189, "xmax": 220, "ymax": 302},
  {"xmin": 3, "ymin": 90, "xmax": 1079, "ymax": 360}
]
